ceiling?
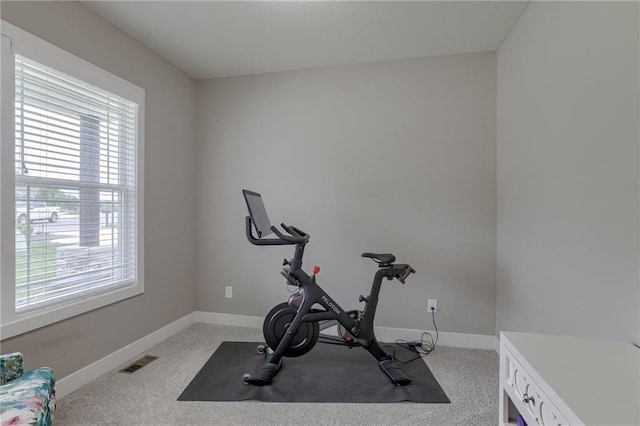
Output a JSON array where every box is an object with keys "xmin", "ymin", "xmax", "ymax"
[{"xmin": 84, "ymin": 1, "xmax": 528, "ymax": 80}]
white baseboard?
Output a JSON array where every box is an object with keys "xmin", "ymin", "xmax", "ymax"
[
  {"xmin": 195, "ymin": 311, "xmax": 262, "ymax": 328},
  {"xmin": 56, "ymin": 312, "xmax": 196, "ymax": 398},
  {"xmin": 195, "ymin": 311, "xmax": 498, "ymax": 351},
  {"xmin": 56, "ymin": 310, "xmax": 497, "ymax": 398},
  {"xmin": 375, "ymin": 326, "xmax": 498, "ymax": 351}
]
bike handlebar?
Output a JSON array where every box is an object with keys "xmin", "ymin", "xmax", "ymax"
[
  {"xmin": 246, "ymin": 216, "xmax": 309, "ymax": 246},
  {"xmin": 270, "ymin": 224, "xmax": 309, "ymax": 244},
  {"xmin": 397, "ymin": 266, "xmax": 416, "ymax": 284}
]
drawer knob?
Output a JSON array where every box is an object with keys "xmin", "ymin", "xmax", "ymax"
[{"xmin": 523, "ymin": 393, "xmax": 535, "ymax": 404}]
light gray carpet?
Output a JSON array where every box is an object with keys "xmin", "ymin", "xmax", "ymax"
[{"xmin": 55, "ymin": 323, "xmax": 498, "ymax": 425}]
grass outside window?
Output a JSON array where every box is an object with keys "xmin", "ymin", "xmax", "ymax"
[{"xmin": 16, "ymin": 240, "xmax": 69, "ymax": 300}]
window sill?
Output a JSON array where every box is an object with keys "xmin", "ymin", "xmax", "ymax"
[{"xmin": 0, "ymin": 283, "xmax": 143, "ymax": 339}]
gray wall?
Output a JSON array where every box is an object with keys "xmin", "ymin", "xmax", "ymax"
[
  {"xmin": 0, "ymin": 2, "xmax": 198, "ymax": 377},
  {"xmin": 196, "ymin": 52, "xmax": 497, "ymax": 335},
  {"xmin": 496, "ymin": 2, "xmax": 639, "ymax": 342}
]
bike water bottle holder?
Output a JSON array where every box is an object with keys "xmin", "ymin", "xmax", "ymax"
[{"xmin": 281, "ymin": 269, "xmax": 299, "ymax": 286}]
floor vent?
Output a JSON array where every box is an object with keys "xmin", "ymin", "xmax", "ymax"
[{"xmin": 120, "ymin": 355, "xmax": 158, "ymax": 374}]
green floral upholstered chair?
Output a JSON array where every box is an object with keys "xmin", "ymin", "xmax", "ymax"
[{"xmin": 0, "ymin": 353, "xmax": 56, "ymax": 425}]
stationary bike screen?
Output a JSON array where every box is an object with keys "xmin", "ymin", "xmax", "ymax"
[{"xmin": 243, "ymin": 189, "xmax": 273, "ymax": 238}]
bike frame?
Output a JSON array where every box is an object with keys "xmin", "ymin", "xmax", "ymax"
[
  {"xmin": 242, "ymin": 207, "xmax": 414, "ymax": 385},
  {"xmin": 286, "ymin": 258, "xmax": 395, "ymax": 362}
]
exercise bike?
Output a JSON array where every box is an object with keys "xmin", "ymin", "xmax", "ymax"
[{"xmin": 242, "ymin": 190, "xmax": 416, "ymax": 386}]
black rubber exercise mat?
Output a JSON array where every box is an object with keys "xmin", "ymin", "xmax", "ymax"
[{"xmin": 178, "ymin": 341, "xmax": 450, "ymax": 403}]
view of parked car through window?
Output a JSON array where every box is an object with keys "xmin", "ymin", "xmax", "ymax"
[{"xmin": 15, "ymin": 201, "xmax": 60, "ymax": 225}]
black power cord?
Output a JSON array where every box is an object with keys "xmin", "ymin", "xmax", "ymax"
[
  {"xmin": 317, "ymin": 308, "xmax": 440, "ymax": 364},
  {"xmin": 388, "ymin": 309, "xmax": 439, "ymax": 363}
]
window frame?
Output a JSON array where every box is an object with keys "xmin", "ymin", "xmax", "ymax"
[{"xmin": 0, "ymin": 21, "xmax": 145, "ymax": 339}]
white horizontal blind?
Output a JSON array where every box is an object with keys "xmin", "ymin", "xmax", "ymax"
[{"xmin": 14, "ymin": 54, "xmax": 138, "ymax": 312}]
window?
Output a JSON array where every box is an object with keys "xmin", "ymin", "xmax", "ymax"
[{"xmin": 1, "ymin": 22, "xmax": 145, "ymax": 338}]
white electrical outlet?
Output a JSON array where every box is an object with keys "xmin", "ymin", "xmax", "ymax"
[
  {"xmin": 427, "ymin": 299, "xmax": 437, "ymax": 313},
  {"xmin": 225, "ymin": 286, "xmax": 233, "ymax": 298}
]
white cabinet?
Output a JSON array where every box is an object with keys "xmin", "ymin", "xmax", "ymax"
[
  {"xmin": 499, "ymin": 332, "xmax": 640, "ymax": 426},
  {"xmin": 501, "ymin": 342, "xmax": 570, "ymax": 425}
]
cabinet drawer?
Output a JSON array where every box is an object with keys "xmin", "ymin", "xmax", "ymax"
[
  {"xmin": 525, "ymin": 376, "xmax": 569, "ymax": 426},
  {"xmin": 503, "ymin": 348, "xmax": 569, "ymax": 426}
]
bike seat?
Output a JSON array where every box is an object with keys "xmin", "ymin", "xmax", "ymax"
[{"xmin": 361, "ymin": 252, "xmax": 396, "ymax": 266}]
